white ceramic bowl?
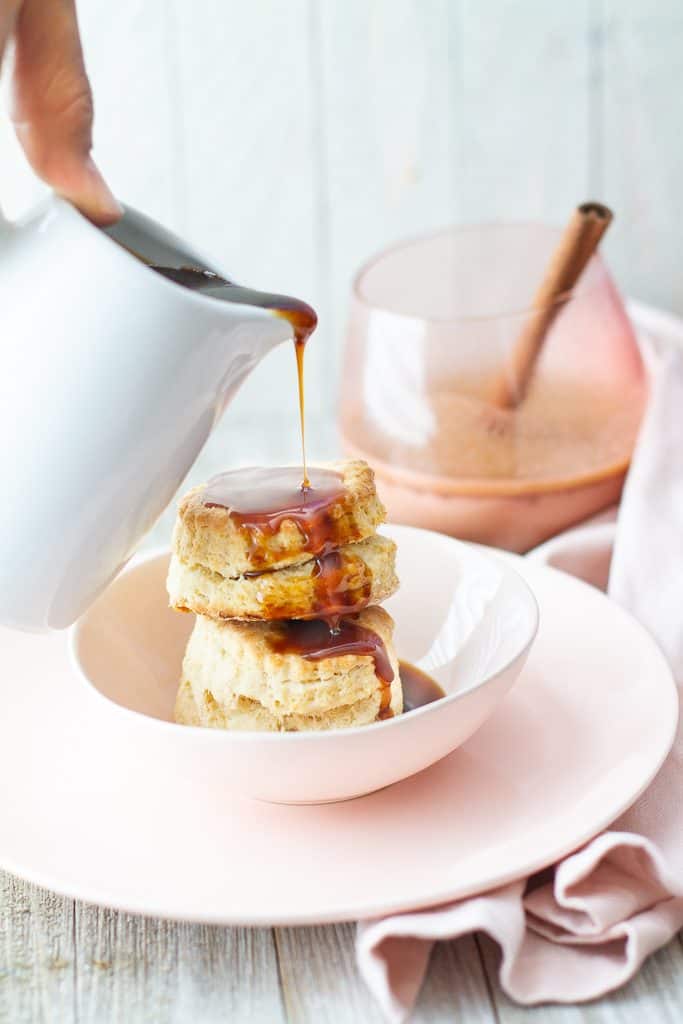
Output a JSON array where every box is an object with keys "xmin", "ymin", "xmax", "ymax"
[{"xmin": 70, "ymin": 524, "xmax": 539, "ymax": 803}]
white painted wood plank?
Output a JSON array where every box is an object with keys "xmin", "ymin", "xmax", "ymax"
[
  {"xmin": 602, "ymin": 0, "xmax": 683, "ymax": 314},
  {"xmin": 75, "ymin": 0, "xmax": 181, "ymax": 228},
  {"xmin": 74, "ymin": 903, "xmax": 284, "ymax": 1024},
  {"xmin": 458, "ymin": 0, "xmax": 591, "ymax": 224},
  {"xmin": 0, "ymin": 873, "xmax": 75, "ymax": 1024},
  {"xmin": 169, "ymin": 0, "xmax": 329, "ymax": 422},
  {"xmin": 275, "ymin": 924, "xmax": 387, "ymax": 1023},
  {"xmin": 2, "ymin": 872, "xmax": 683, "ymax": 1022},
  {"xmin": 412, "ymin": 935, "xmax": 496, "ymax": 1023},
  {"xmin": 0, "ymin": 1, "xmax": 180, "ymax": 226},
  {"xmin": 275, "ymin": 926, "xmax": 496, "ymax": 1024},
  {"xmin": 319, "ymin": 0, "xmax": 458, "ymax": 364},
  {"xmin": 478, "ymin": 931, "xmax": 683, "ymax": 1023}
]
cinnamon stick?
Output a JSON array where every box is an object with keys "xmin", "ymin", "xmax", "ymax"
[{"xmin": 488, "ymin": 202, "xmax": 614, "ymax": 409}]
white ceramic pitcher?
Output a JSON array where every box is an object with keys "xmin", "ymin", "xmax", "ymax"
[{"xmin": 0, "ymin": 196, "xmax": 300, "ymax": 631}]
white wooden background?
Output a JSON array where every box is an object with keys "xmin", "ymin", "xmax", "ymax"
[
  {"xmin": 2, "ymin": 3, "xmax": 683, "ymax": 1020},
  {"xmin": 1, "ymin": 0, "xmax": 683, "ymax": 465}
]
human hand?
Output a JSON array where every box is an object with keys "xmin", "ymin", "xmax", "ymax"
[{"xmin": 1, "ymin": 0, "xmax": 121, "ymax": 225}]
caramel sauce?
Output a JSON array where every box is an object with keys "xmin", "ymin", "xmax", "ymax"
[
  {"xmin": 294, "ymin": 340, "xmax": 308, "ymax": 486},
  {"xmin": 269, "ymin": 617, "xmax": 395, "ymax": 719},
  {"xmin": 273, "ymin": 300, "xmax": 317, "ymax": 490},
  {"xmin": 203, "ymin": 466, "xmax": 345, "ymax": 569},
  {"xmin": 153, "ymin": 263, "xmax": 395, "ymax": 715},
  {"xmin": 311, "ymin": 550, "xmax": 372, "ymax": 627},
  {"xmin": 241, "ymin": 549, "xmax": 372, "ymax": 624},
  {"xmin": 151, "ymin": 266, "xmax": 228, "ymax": 293},
  {"xmin": 204, "ymin": 467, "xmax": 372, "ymax": 623},
  {"xmin": 151, "ymin": 265, "xmax": 317, "ymax": 487},
  {"xmin": 154, "ymin": 259, "xmax": 335, "ymax": 591},
  {"xmin": 400, "ymin": 661, "xmax": 445, "ymax": 712}
]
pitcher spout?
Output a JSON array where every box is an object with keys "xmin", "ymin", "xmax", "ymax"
[
  {"xmin": 207, "ymin": 282, "xmax": 318, "ymax": 350},
  {"xmin": 103, "ymin": 203, "xmax": 317, "ymax": 353}
]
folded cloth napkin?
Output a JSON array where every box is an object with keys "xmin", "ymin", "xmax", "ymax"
[{"xmin": 357, "ymin": 301, "xmax": 683, "ymax": 1022}]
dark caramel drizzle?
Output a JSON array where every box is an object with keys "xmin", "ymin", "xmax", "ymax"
[
  {"xmin": 240, "ymin": 550, "xmax": 372, "ymax": 625},
  {"xmin": 294, "ymin": 340, "xmax": 308, "ymax": 487},
  {"xmin": 400, "ymin": 661, "xmax": 446, "ymax": 712},
  {"xmin": 150, "ymin": 265, "xmax": 316, "ymax": 488},
  {"xmin": 203, "ymin": 465, "xmax": 390, "ymax": 709},
  {"xmin": 203, "ymin": 466, "xmax": 376, "ymax": 626},
  {"xmin": 270, "ymin": 619, "xmax": 394, "ymax": 681},
  {"xmin": 203, "ymin": 466, "xmax": 344, "ymax": 569},
  {"xmin": 310, "ymin": 550, "xmax": 372, "ymax": 628},
  {"xmin": 151, "ymin": 266, "xmax": 229, "ymax": 293},
  {"xmin": 152, "ymin": 266, "xmax": 399, "ymax": 715},
  {"xmin": 274, "ymin": 302, "xmax": 317, "ymax": 491},
  {"xmin": 270, "ymin": 618, "xmax": 395, "ymax": 719}
]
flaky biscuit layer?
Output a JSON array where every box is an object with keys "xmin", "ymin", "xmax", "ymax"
[
  {"xmin": 174, "ymin": 678, "xmax": 384, "ymax": 732},
  {"xmin": 167, "ymin": 534, "xmax": 398, "ymax": 621},
  {"xmin": 173, "ymin": 460, "xmax": 385, "ymax": 576},
  {"xmin": 175, "ymin": 605, "xmax": 402, "ymax": 730}
]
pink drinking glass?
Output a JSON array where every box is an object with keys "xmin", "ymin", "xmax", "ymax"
[{"xmin": 340, "ymin": 224, "xmax": 647, "ymax": 551}]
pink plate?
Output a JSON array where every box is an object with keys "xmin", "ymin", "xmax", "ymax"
[{"xmin": 0, "ymin": 551, "xmax": 676, "ymax": 925}]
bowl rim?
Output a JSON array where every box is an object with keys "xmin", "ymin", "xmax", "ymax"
[
  {"xmin": 69, "ymin": 526, "xmax": 540, "ymax": 743},
  {"xmin": 352, "ymin": 220, "xmax": 608, "ymax": 325}
]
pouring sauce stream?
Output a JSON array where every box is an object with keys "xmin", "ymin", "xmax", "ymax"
[
  {"xmin": 150, "ymin": 263, "xmax": 399, "ymax": 714},
  {"xmin": 150, "ymin": 266, "xmax": 317, "ymax": 488}
]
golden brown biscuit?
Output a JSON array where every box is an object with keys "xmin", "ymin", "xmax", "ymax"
[
  {"xmin": 167, "ymin": 534, "xmax": 398, "ymax": 621},
  {"xmin": 174, "ymin": 605, "xmax": 402, "ymax": 731},
  {"xmin": 173, "ymin": 460, "xmax": 385, "ymax": 576},
  {"xmin": 174, "ymin": 678, "xmax": 384, "ymax": 732},
  {"xmin": 174, "ymin": 678, "xmax": 202, "ymax": 726}
]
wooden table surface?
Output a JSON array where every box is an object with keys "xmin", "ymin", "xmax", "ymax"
[
  {"xmin": 1, "ymin": 873, "xmax": 682, "ymax": 1023},
  {"xmin": 2, "ymin": 415, "xmax": 681, "ymax": 1022}
]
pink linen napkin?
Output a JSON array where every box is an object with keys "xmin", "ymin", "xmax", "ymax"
[{"xmin": 357, "ymin": 302, "xmax": 683, "ymax": 1021}]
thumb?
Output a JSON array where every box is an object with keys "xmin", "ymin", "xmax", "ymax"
[{"xmin": 10, "ymin": 0, "xmax": 121, "ymax": 225}]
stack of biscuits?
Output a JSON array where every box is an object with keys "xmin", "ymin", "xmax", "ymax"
[{"xmin": 167, "ymin": 460, "xmax": 403, "ymax": 731}]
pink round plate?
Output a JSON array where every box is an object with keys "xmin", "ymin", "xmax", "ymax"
[{"xmin": 0, "ymin": 550, "xmax": 676, "ymax": 925}]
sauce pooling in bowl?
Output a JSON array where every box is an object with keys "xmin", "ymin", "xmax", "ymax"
[{"xmin": 400, "ymin": 661, "xmax": 445, "ymax": 712}]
